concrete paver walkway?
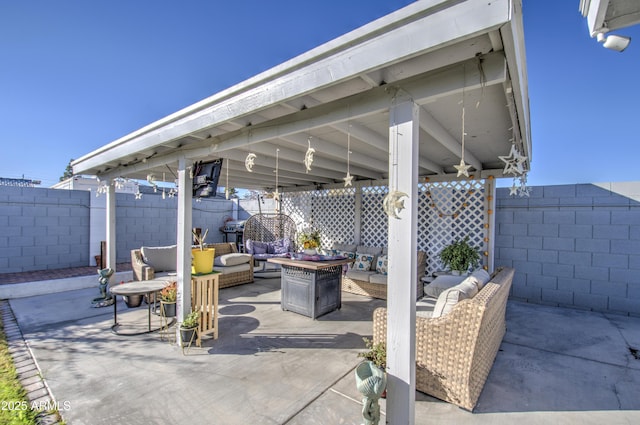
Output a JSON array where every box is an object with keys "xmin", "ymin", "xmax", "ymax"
[{"xmin": 5, "ymin": 277, "xmax": 640, "ymax": 424}]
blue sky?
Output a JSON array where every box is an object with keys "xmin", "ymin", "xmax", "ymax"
[{"xmin": 1, "ymin": 0, "xmax": 639, "ymax": 188}]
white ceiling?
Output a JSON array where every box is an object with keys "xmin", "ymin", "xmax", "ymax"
[{"xmin": 73, "ymin": 0, "xmax": 531, "ymax": 192}]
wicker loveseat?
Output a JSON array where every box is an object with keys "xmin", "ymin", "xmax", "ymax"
[
  {"xmin": 341, "ymin": 248, "xmax": 427, "ymax": 300},
  {"xmin": 131, "ymin": 242, "xmax": 254, "ymax": 289},
  {"xmin": 372, "ymin": 267, "xmax": 514, "ymax": 411}
]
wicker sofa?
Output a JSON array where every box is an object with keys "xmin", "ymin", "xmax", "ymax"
[
  {"xmin": 341, "ymin": 249, "xmax": 426, "ymax": 300},
  {"xmin": 131, "ymin": 242, "xmax": 254, "ymax": 289},
  {"xmin": 372, "ymin": 267, "xmax": 514, "ymax": 411}
]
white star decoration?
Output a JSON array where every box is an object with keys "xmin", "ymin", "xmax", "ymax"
[
  {"xmin": 509, "ymin": 181, "xmax": 519, "ymax": 196},
  {"xmin": 272, "ymin": 190, "xmax": 280, "ymax": 202},
  {"xmin": 343, "ymin": 172, "xmax": 354, "ymax": 187},
  {"xmin": 499, "ymin": 144, "xmax": 527, "ymax": 176},
  {"xmin": 454, "ymin": 159, "xmax": 472, "ymax": 178},
  {"xmin": 134, "ymin": 190, "xmax": 142, "ymax": 200}
]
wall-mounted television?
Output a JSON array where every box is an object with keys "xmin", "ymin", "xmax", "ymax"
[{"xmin": 192, "ymin": 159, "xmax": 223, "ymax": 198}]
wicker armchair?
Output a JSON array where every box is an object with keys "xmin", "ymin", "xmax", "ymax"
[{"xmin": 372, "ymin": 267, "xmax": 514, "ymax": 411}]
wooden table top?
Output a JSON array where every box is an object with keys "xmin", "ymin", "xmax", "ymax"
[{"xmin": 267, "ymin": 256, "xmax": 353, "ymax": 271}]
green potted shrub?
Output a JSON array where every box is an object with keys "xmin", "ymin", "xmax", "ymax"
[
  {"xmin": 438, "ymin": 235, "xmax": 480, "ymax": 275},
  {"xmin": 180, "ymin": 310, "xmax": 200, "ymax": 347}
]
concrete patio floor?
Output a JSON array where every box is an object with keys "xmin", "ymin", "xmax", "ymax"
[{"xmin": 5, "ymin": 276, "xmax": 640, "ymax": 424}]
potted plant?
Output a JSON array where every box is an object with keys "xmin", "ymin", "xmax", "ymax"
[
  {"xmin": 191, "ymin": 228, "xmax": 215, "ymax": 274},
  {"xmin": 438, "ymin": 235, "xmax": 480, "ymax": 275},
  {"xmin": 180, "ymin": 310, "xmax": 200, "ymax": 346},
  {"xmin": 298, "ymin": 228, "xmax": 321, "ymax": 255},
  {"xmin": 358, "ymin": 337, "xmax": 386, "ymax": 371},
  {"xmin": 159, "ymin": 281, "xmax": 177, "ymax": 317},
  {"xmin": 357, "ymin": 337, "xmax": 388, "ymax": 405}
]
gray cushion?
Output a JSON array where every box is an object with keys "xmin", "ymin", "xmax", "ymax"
[
  {"xmin": 369, "ymin": 273, "xmax": 388, "ymax": 285},
  {"xmin": 213, "ymin": 263, "xmax": 251, "ymax": 274},
  {"xmin": 470, "ymin": 268, "xmax": 491, "ymax": 290},
  {"xmin": 356, "ymin": 245, "xmax": 383, "ymax": 256},
  {"xmin": 345, "ymin": 270, "xmax": 376, "ymax": 281},
  {"xmin": 141, "ymin": 245, "xmax": 176, "ymax": 272},
  {"xmin": 214, "ymin": 253, "xmax": 251, "ymax": 267},
  {"xmin": 333, "ymin": 243, "xmax": 357, "ymax": 252},
  {"xmin": 424, "ymin": 274, "xmax": 466, "ymax": 298},
  {"xmin": 431, "ymin": 278, "xmax": 479, "ymax": 318}
]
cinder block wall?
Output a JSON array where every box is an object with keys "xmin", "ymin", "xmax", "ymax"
[
  {"xmin": 0, "ymin": 186, "xmax": 90, "ymax": 272},
  {"xmin": 0, "ymin": 186, "xmax": 236, "ymax": 272},
  {"xmin": 495, "ymin": 184, "xmax": 640, "ymax": 316},
  {"xmin": 108, "ymin": 194, "xmax": 235, "ymax": 263}
]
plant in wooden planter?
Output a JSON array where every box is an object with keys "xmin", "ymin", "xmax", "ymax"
[{"xmin": 438, "ymin": 235, "xmax": 480, "ymax": 275}]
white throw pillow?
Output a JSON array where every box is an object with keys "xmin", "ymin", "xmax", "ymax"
[
  {"xmin": 214, "ymin": 253, "xmax": 251, "ymax": 267},
  {"xmin": 431, "ymin": 279, "xmax": 479, "ymax": 318},
  {"xmin": 376, "ymin": 254, "xmax": 388, "ymax": 275},
  {"xmin": 353, "ymin": 252, "xmax": 374, "ymax": 271}
]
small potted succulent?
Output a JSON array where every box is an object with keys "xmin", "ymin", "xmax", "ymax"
[
  {"xmin": 180, "ymin": 310, "xmax": 200, "ymax": 347},
  {"xmin": 438, "ymin": 235, "xmax": 480, "ymax": 275}
]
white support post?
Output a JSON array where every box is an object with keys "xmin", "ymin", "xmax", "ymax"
[
  {"xmin": 105, "ymin": 179, "xmax": 117, "ymax": 275},
  {"xmin": 387, "ymin": 99, "xmax": 418, "ymax": 424},
  {"xmin": 484, "ymin": 177, "xmax": 497, "ymax": 272},
  {"xmin": 176, "ymin": 157, "xmax": 193, "ymax": 340}
]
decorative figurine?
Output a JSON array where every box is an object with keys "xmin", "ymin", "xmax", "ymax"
[
  {"xmin": 355, "ymin": 361, "xmax": 387, "ymax": 425},
  {"xmin": 92, "ymin": 267, "xmax": 115, "ymax": 307}
]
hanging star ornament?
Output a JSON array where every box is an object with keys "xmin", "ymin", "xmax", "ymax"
[
  {"xmin": 343, "ymin": 172, "xmax": 354, "ymax": 187},
  {"xmin": 509, "ymin": 180, "xmax": 519, "ymax": 196},
  {"xmin": 134, "ymin": 190, "xmax": 142, "ymax": 200},
  {"xmin": 454, "ymin": 158, "xmax": 472, "ymax": 178},
  {"xmin": 245, "ymin": 153, "xmax": 256, "ymax": 172},
  {"xmin": 272, "ymin": 190, "xmax": 280, "ymax": 203},
  {"xmin": 499, "ymin": 144, "xmax": 527, "ymax": 176}
]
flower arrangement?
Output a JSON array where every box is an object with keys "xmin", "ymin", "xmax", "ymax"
[
  {"xmin": 160, "ymin": 281, "xmax": 177, "ymax": 302},
  {"xmin": 299, "ymin": 228, "xmax": 321, "ymax": 250}
]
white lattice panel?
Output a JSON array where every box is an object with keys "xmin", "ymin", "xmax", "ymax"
[
  {"xmin": 361, "ymin": 186, "xmax": 388, "ymax": 247},
  {"xmin": 420, "ymin": 180, "xmax": 486, "ymax": 276},
  {"xmin": 283, "ymin": 188, "xmax": 355, "ymax": 249},
  {"xmin": 283, "ymin": 179, "xmax": 487, "ymax": 276}
]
